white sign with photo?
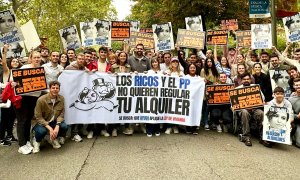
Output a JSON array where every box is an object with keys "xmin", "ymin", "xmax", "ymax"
[
  {"xmin": 283, "ymin": 13, "xmax": 300, "ymax": 42},
  {"xmin": 80, "ymin": 21, "xmax": 95, "ymax": 47},
  {"xmin": 185, "ymin": 15, "xmax": 203, "ymax": 31},
  {"xmin": 59, "ymin": 25, "xmax": 81, "ymax": 50},
  {"xmin": 269, "ymin": 70, "xmax": 291, "ymax": 98},
  {"xmin": 0, "ymin": 41, "xmax": 26, "ymax": 59},
  {"xmin": 251, "ymin": 24, "xmax": 272, "ymax": 49},
  {"xmin": 93, "ymin": 19, "xmax": 111, "ymax": 47},
  {"xmin": 152, "ymin": 22, "xmax": 175, "ymax": 52},
  {"xmin": 130, "ymin": 21, "xmax": 140, "ymax": 32}
]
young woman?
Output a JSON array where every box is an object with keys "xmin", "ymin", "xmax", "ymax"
[
  {"xmin": 108, "ymin": 53, "xmax": 117, "ymax": 66},
  {"xmin": 58, "ymin": 53, "xmax": 69, "ymax": 69},
  {"xmin": 0, "ymin": 45, "xmax": 22, "ymax": 146},
  {"xmin": 214, "ymin": 45, "xmax": 231, "ymax": 77}
]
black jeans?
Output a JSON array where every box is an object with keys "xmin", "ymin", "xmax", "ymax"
[
  {"xmin": 210, "ymin": 106, "xmax": 233, "ymax": 125},
  {"xmin": 0, "ymin": 106, "xmax": 16, "ymax": 140},
  {"xmin": 15, "ymin": 96, "xmax": 38, "ymax": 147}
]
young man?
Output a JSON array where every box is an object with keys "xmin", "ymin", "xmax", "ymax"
[
  {"xmin": 67, "ymin": 49, "xmax": 76, "ymax": 62},
  {"xmin": 288, "ymin": 78, "xmax": 300, "ymax": 148},
  {"xmin": 32, "ymin": 81, "xmax": 68, "ymax": 153},
  {"xmin": 40, "ymin": 47, "xmax": 50, "ymax": 65},
  {"xmin": 288, "ymin": 65, "xmax": 299, "ymax": 92},
  {"xmin": 128, "ymin": 43, "xmax": 151, "ymax": 73},
  {"xmin": 42, "ymin": 51, "xmax": 64, "ymax": 86}
]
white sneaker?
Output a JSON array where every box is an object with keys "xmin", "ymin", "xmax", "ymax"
[
  {"xmin": 101, "ymin": 130, "xmax": 110, "ymax": 137},
  {"xmin": 165, "ymin": 128, "xmax": 172, "ymax": 134},
  {"xmin": 32, "ymin": 138, "xmax": 40, "ymax": 153},
  {"xmin": 217, "ymin": 125, "xmax": 222, "ymax": 133},
  {"xmin": 58, "ymin": 137, "xmax": 65, "ymax": 145},
  {"xmin": 51, "ymin": 139, "xmax": 61, "ymax": 149},
  {"xmin": 204, "ymin": 124, "xmax": 210, "ymax": 131},
  {"xmin": 87, "ymin": 131, "xmax": 94, "ymax": 139},
  {"xmin": 18, "ymin": 145, "xmax": 31, "ymax": 155},
  {"xmin": 26, "ymin": 141, "xmax": 33, "ymax": 151},
  {"xmin": 123, "ymin": 128, "xmax": 133, "ymax": 135},
  {"xmin": 72, "ymin": 134, "xmax": 83, "ymax": 142},
  {"xmin": 112, "ymin": 129, "xmax": 117, "ymax": 137},
  {"xmin": 173, "ymin": 126, "xmax": 179, "ymax": 134}
]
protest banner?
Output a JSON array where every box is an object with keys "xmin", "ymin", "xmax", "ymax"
[
  {"xmin": 111, "ymin": 21, "xmax": 131, "ymax": 41},
  {"xmin": 94, "ymin": 19, "xmax": 111, "ymax": 47},
  {"xmin": 206, "ymin": 30, "xmax": 228, "ymax": 46},
  {"xmin": 269, "ymin": 70, "xmax": 291, "ymax": 98},
  {"xmin": 263, "ymin": 105, "xmax": 292, "ymax": 145},
  {"xmin": 185, "ymin": 15, "xmax": 203, "ymax": 31},
  {"xmin": 0, "ymin": 9, "xmax": 24, "ymax": 46},
  {"xmin": 229, "ymin": 85, "xmax": 264, "ymax": 110},
  {"xmin": 236, "ymin": 30, "xmax": 251, "ymax": 48},
  {"xmin": 249, "ymin": 0, "xmax": 271, "ymax": 18},
  {"xmin": 220, "ymin": 19, "xmax": 238, "ymax": 31},
  {"xmin": 58, "ymin": 71, "xmax": 205, "ymax": 126},
  {"xmin": 0, "ymin": 41, "xmax": 26, "ymax": 59},
  {"xmin": 152, "ymin": 22, "xmax": 175, "ymax": 51},
  {"xmin": 58, "ymin": 25, "xmax": 81, "ymax": 50},
  {"xmin": 130, "ymin": 21, "xmax": 140, "ymax": 32},
  {"xmin": 140, "ymin": 28, "xmax": 153, "ymax": 34},
  {"xmin": 176, "ymin": 29, "xmax": 205, "ymax": 49},
  {"xmin": 129, "ymin": 31, "xmax": 154, "ymax": 49},
  {"xmin": 251, "ymin": 24, "xmax": 272, "ymax": 49},
  {"xmin": 277, "ymin": 0, "xmax": 298, "ymax": 17},
  {"xmin": 80, "ymin": 21, "xmax": 95, "ymax": 47},
  {"xmin": 282, "ymin": 13, "xmax": 300, "ymax": 43},
  {"xmin": 20, "ymin": 20, "xmax": 41, "ymax": 51},
  {"xmin": 206, "ymin": 84, "xmax": 235, "ymax": 105},
  {"xmin": 12, "ymin": 67, "xmax": 47, "ymax": 95}
]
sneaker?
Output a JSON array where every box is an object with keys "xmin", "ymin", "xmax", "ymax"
[
  {"xmin": 193, "ymin": 131, "xmax": 199, "ymax": 135},
  {"xmin": 72, "ymin": 134, "xmax": 83, "ymax": 142},
  {"xmin": 18, "ymin": 145, "xmax": 31, "ymax": 155},
  {"xmin": 112, "ymin": 129, "xmax": 118, "ymax": 137},
  {"xmin": 5, "ymin": 135, "xmax": 18, "ymax": 142},
  {"xmin": 87, "ymin": 131, "xmax": 94, "ymax": 139},
  {"xmin": 173, "ymin": 126, "xmax": 179, "ymax": 134},
  {"xmin": 123, "ymin": 128, "xmax": 133, "ymax": 135},
  {"xmin": 58, "ymin": 137, "xmax": 65, "ymax": 145},
  {"xmin": 216, "ymin": 125, "xmax": 222, "ymax": 133},
  {"xmin": 211, "ymin": 123, "xmax": 217, "ymax": 130},
  {"xmin": 155, "ymin": 132, "xmax": 160, "ymax": 136},
  {"xmin": 50, "ymin": 139, "xmax": 61, "ymax": 149},
  {"xmin": 165, "ymin": 128, "xmax": 172, "ymax": 134},
  {"xmin": 0, "ymin": 139, "xmax": 11, "ymax": 146},
  {"xmin": 26, "ymin": 141, "xmax": 33, "ymax": 151},
  {"xmin": 223, "ymin": 124, "xmax": 228, "ymax": 133},
  {"xmin": 147, "ymin": 133, "xmax": 152, "ymax": 137},
  {"xmin": 204, "ymin": 124, "xmax": 210, "ymax": 131},
  {"xmin": 101, "ymin": 130, "xmax": 110, "ymax": 137},
  {"xmin": 244, "ymin": 137, "xmax": 252, "ymax": 146},
  {"xmin": 32, "ymin": 137, "xmax": 40, "ymax": 153}
]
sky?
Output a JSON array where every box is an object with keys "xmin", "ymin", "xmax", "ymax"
[{"xmin": 112, "ymin": 0, "xmax": 135, "ymax": 20}]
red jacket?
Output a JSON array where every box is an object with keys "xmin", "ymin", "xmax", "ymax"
[
  {"xmin": 86, "ymin": 60, "xmax": 111, "ymax": 72},
  {"xmin": 2, "ymin": 82, "xmax": 22, "ymax": 109}
]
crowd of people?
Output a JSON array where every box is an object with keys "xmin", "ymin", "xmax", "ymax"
[{"xmin": 0, "ymin": 41, "xmax": 300, "ymax": 155}]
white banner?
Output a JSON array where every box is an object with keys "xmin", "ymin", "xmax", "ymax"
[
  {"xmin": 58, "ymin": 71, "xmax": 205, "ymax": 126},
  {"xmin": 263, "ymin": 105, "xmax": 292, "ymax": 145}
]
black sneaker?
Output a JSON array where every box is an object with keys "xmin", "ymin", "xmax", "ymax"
[
  {"xmin": 6, "ymin": 136, "xmax": 18, "ymax": 142},
  {"xmin": 0, "ymin": 139, "xmax": 11, "ymax": 146}
]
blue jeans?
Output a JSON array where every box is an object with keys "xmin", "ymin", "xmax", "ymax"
[{"xmin": 33, "ymin": 121, "xmax": 68, "ymax": 142}]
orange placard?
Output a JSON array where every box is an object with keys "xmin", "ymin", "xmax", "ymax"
[
  {"xmin": 111, "ymin": 21, "xmax": 131, "ymax": 41},
  {"xmin": 206, "ymin": 30, "xmax": 228, "ymax": 46},
  {"xmin": 206, "ymin": 84, "xmax": 235, "ymax": 105},
  {"xmin": 221, "ymin": 19, "xmax": 238, "ymax": 31}
]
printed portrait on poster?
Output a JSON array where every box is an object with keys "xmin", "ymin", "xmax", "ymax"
[
  {"xmin": 59, "ymin": 25, "xmax": 81, "ymax": 50},
  {"xmin": 185, "ymin": 15, "xmax": 203, "ymax": 31},
  {"xmin": 152, "ymin": 22, "xmax": 174, "ymax": 51}
]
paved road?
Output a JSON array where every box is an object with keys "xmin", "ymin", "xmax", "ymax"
[{"xmin": 0, "ymin": 130, "xmax": 299, "ymax": 180}]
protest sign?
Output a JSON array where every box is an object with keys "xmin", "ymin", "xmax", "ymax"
[
  {"xmin": 111, "ymin": 21, "xmax": 131, "ymax": 41},
  {"xmin": 251, "ymin": 24, "xmax": 272, "ymax": 49},
  {"xmin": 58, "ymin": 71, "xmax": 205, "ymax": 126},
  {"xmin": 229, "ymin": 85, "xmax": 264, "ymax": 110},
  {"xmin": 59, "ymin": 25, "xmax": 81, "ymax": 50},
  {"xmin": 0, "ymin": 41, "xmax": 26, "ymax": 59},
  {"xmin": 236, "ymin": 30, "xmax": 251, "ymax": 48},
  {"xmin": 206, "ymin": 84, "xmax": 235, "ymax": 105},
  {"xmin": 263, "ymin": 105, "xmax": 292, "ymax": 145},
  {"xmin": 206, "ymin": 30, "xmax": 228, "ymax": 46},
  {"xmin": 249, "ymin": 0, "xmax": 271, "ymax": 18},
  {"xmin": 185, "ymin": 15, "xmax": 203, "ymax": 31},
  {"xmin": 152, "ymin": 22, "xmax": 175, "ymax": 51},
  {"xmin": 20, "ymin": 20, "xmax": 41, "ymax": 51},
  {"xmin": 12, "ymin": 67, "xmax": 47, "ymax": 95},
  {"xmin": 176, "ymin": 29, "xmax": 205, "ymax": 49},
  {"xmin": 220, "ymin": 19, "xmax": 238, "ymax": 31},
  {"xmin": 269, "ymin": 70, "xmax": 291, "ymax": 98},
  {"xmin": 129, "ymin": 31, "xmax": 154, "ymax": 49},
  {"xmin": 0, "ymin": 9, "xmax": 24, "ymax": 46},
  {"xmin": 140, "ymin": 28, "xmax": 153, "ymax": 34},
  {"xmin": 130, "ymin": 21, "xmax": 140, "ymax": 32},
  {"xmin": 94, "ymin": 19, "xmax": 111, "ymax": 47},
  {"xmin": 282, "ymin": 13, "xmax": 300, "ymax": 42},
  {"xmin": 80, "ymin": 21, "xmax": 95, "ymax": 47}
]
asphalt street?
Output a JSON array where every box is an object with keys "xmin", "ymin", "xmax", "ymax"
[{"xmin": 0, "ymin": 129, "xmax": 299, "ymax": 180}]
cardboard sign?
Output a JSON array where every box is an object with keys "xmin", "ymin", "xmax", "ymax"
[
  {"xmin": 229, "ymin": 85, "xmax": 264, "ymax": 110},
  {"xmin": 176, "ymin": 29, "xmax": 205, "ymax": 49},
  {"xmin": 20, "ymin": 20, "xmax": 41, "ymax": 51},
  {"xmin": 58, "ymin": 25, "xmax": 81, "ymax": 50},
  {"xmin": 206, "ymin": 30, "xmax": 228, "ymax": 46},
  {"xmin": 129, "ymin": 31, "xmax": 154, "ymax": 49},
  {"xmin": 152, "ymin": 22, "xmax": 175, "ymax": 51},
  {"xmin": 140, "ymin": 28, "xmax": 153, "ymax": 34},
  {"xmin": 283, "ymin": 13, "xmax": 300, "ymax": 42},
  {"xmin": 206, "ymin": 84, "xmax": 235, "ymax": 105},
  {"xmin": 236, "ymin": 30, "xmax": 251, "ymax": 48},
  {"xmin": 220, "ymin": 19, "xmax": 238, "ymax": 31},
  {"xmin": 111, "ymin": 21, "xmax": 131, "ymax": 41},
  {"xmin": 12, "ymin": 67, "xmax": 47, "ymax": 95}
]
